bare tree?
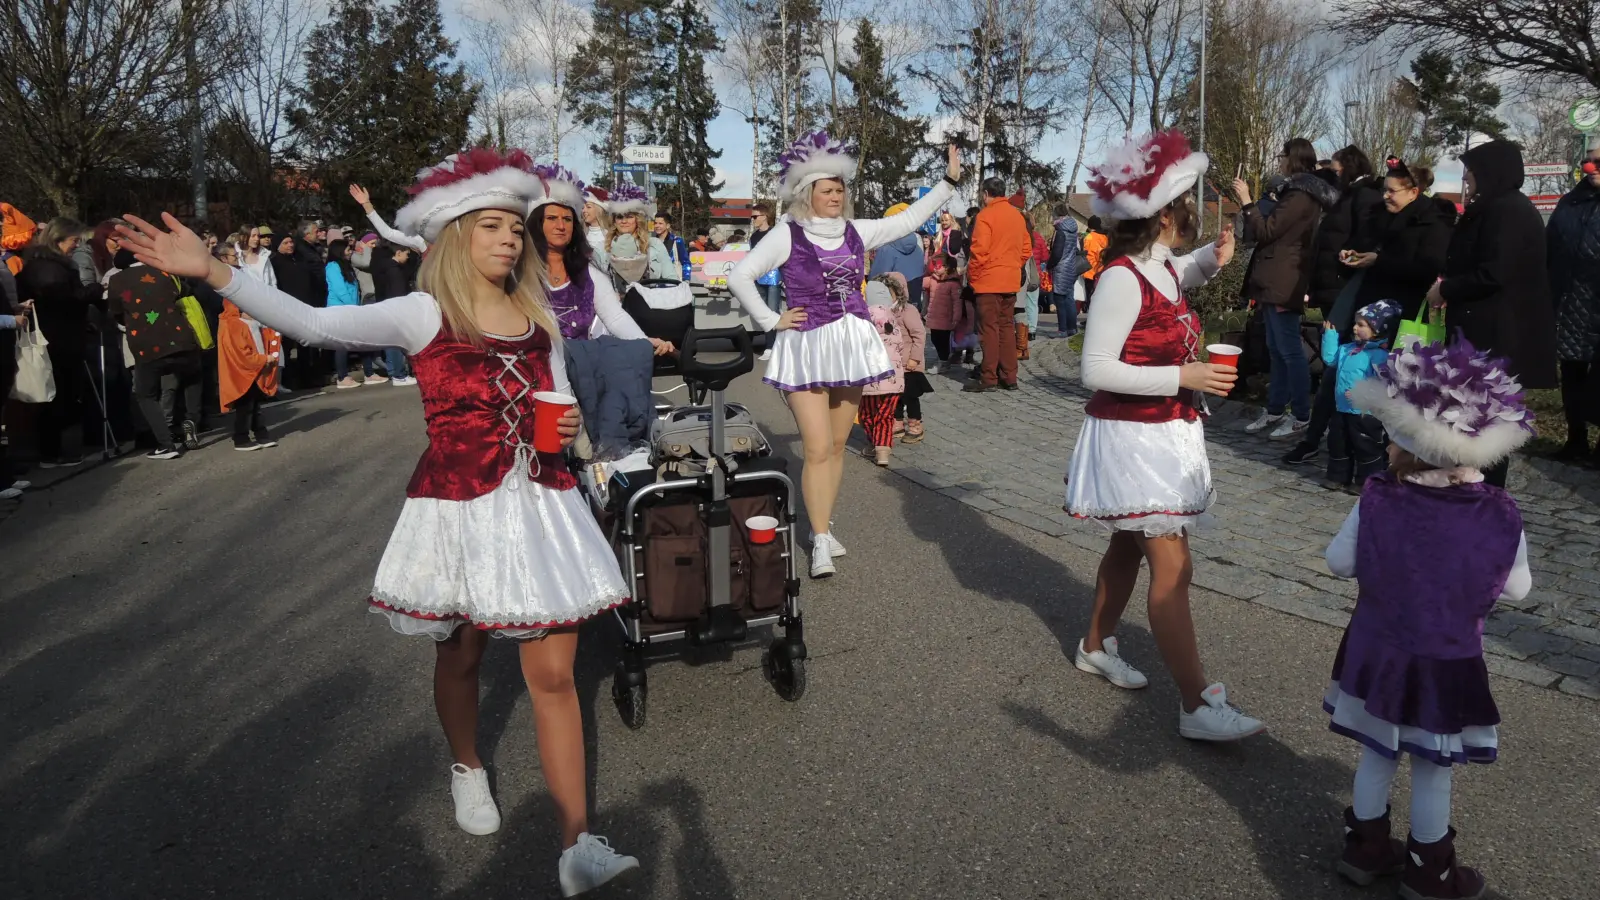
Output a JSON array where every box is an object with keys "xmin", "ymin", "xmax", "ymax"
[
  {"xmin": 711, "ymin": 0, "xmax": 773, "ymax": 198},
  {"xmin": 1066, "ymin": 26, "xmax": 1107, "ymax": 191},
  {"xmin": 1333, "ymin": 0, "xmax": 1600, "ymax": 90},
  {"xmin": 464, "ymin": 0, "xmax": 588, "ymax": 161},
  {"xmin": 1337, "ymin": 49, "xmax": 1422, "ymax": 163},
  {"xmin": 0, "ymin": 0, "xmax": 233, "ymax": 217},
  {"xmin": 816, "ymin": 0, "xmax": 851, "ymax": 128},
  {"xmin": 1099, "ymin": 0, "xmax": 1193, "ymax": 132}
]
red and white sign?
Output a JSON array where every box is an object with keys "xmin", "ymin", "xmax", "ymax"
[{"xmin": 1530, "ymin": 194, "xmax": 1562, "ymax": 212}]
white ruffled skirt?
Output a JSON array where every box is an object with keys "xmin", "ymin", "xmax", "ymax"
[
  {"xmin": 1323, "ymin": 684, "xmax": 1499, "ymax": 766},
  {"xmin": 369, "ymin": 466, "xmax": 630, "ymax": 640},
  {"xmin": 763, "ymin": 314, "xmax": 892, "ymax": 392},
  {"xmin": 1064, "ymin": 416, "xmax": 1214, "ymax": 536}
]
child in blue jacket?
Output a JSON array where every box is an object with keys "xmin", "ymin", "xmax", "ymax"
[{"xmin": 1321, "ymin": 300, "xmax": 1401, "ymax": 492}]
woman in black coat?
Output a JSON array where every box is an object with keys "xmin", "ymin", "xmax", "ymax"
[
  {"xmin": 1307, "ymin": 145, "xmax": 1387, "ymax": 318},
  {"xmin": 1545, "ymin": 139, "xmax": 1600, "ymax": 460},
  {"xmin": 1426, "ymin": 139, "xmax": 1559, "ymax": 486},
  {"xmin": 17, "ymin": 218, "xmax": 100, "ymax": 467},
  {"xmin": 1345, "ymin": 162, "xmax": 1455, "ymax": 320}
]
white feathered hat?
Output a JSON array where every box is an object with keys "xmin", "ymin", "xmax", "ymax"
[
  {"xmin": 1347, "ymin": 338, "xmax": 1535, "ymax": 470},
  {"xmin": 394, "ymin": 148, "xmax": 547, "ymax": 242},
  {"xmin": 607, "ymin": 180, "xmax": 654, "ymax": 218},
  {"xmin": 528, "ymin": 162, "xmax": 587, "ymax": 215},
  {"xmin": 1086, "ymin": 130, "xmax": 1209, "ymax": 220},
  {"xmin": 777, "ymin": 130, "xmax": 858, "ymax": 205}
]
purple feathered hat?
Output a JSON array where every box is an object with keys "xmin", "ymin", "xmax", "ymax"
[
  {"xmin": 525, "ymin": 162, "xmax": 587, "ymax": 216},
  {"xmin": 607, "ymin": 180, "xmax": 653, "ymax": 218},
  {"xmin": 777, "ymin": 130, "xmax": 858, "ymax": 205},
  {"xmin": 1348, "ymin": 338, "xmax": 1535, "ymax": 469}
]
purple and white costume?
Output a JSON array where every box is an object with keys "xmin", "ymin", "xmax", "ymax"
[{"xmin": 728, "ymin": 181, "xmax": 954, "ymax": 392}]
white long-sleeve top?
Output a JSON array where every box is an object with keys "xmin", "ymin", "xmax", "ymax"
[
  {"xmin": 1080, "ymin": 242, "xmax": 1220, "ymax": 397},
  {"xmin": 241, "ymin": 250, "xmax": 276, "ymax": 289},
  {"xmin": 216, "ymin": 270, "xmax": 570, "ymax": 390},
  {"xmin": 549, "ymin": 265, "xmax": 646, "ymax": 340},
  {"xmin": 365, "ymin": 208, "xmax": 428, "ymax": 254},
  {"xmin": 1324, "ymin": 500, "xmax": 1531, "ymax": 603},
  {"xmin": 728, "ymin": 180, "xmax": 956, "ymax": 332}
]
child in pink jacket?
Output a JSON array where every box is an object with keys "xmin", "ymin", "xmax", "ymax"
[{"xmin": 860, "ymin": 277, "xmax": 913, "ymax": 466}]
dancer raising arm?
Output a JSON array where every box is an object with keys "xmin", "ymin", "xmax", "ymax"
[
  {"xmin": 350, "ymin": 182, "xmax": 428, "ymax": 254},
  {"xmin": 119, "ymin": 149, "xmax": 639, "ymax": 898},
  {"xmin": 727, "ymin": 135, "xmax": 963, "ymax": 578},
  {"xmin": 1063, "ymin": 131, "xmax": 1263, "ymax": 742}
]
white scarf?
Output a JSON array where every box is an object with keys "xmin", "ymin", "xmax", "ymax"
[{"xmin": 787, "ymin": 214, "xmax": 847, "ymax": 241}]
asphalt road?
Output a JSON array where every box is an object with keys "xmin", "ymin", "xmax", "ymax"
[{"xmin": 3, "ymin": 375, "xmax": 1596, "ymax": 899}]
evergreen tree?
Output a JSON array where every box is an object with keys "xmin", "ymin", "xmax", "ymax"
[
  {"xmin": 1403, "ymin": 49, "xmax": 1507, "ymax": 163},
  {"xmin": 647, "ymin": 0, "xmax": 724, "ymax": 232},
  {"xmin": 293, "ymin": 0, "xmax": 477, "ymax": 220},
  {"xmin": 568, "ymin": 0, "xmax": 663, "ymax": 183},
  {"xmin": 837, "ymin": 19, "xmax": 928, "ymax": 213}
]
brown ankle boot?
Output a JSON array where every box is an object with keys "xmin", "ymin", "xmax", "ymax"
[
  {"xmin": 1400, "ymin": 828, "xmax": 1486, "ymax": 900},
  {"xmin": 1336, "ymin": 806, "xmax": 1405, "ymax": 886}
]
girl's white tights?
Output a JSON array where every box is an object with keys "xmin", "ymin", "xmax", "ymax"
[{"xmin": 1352, "ymin": 747, "xmax": 1453, "ymax": 843}]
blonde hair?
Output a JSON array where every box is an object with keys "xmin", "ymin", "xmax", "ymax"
[
  {"xmin": 418, "ymin": 209, "xmax": 562, "ymax": 348},
  {"xmin": 607, "ymin": 211, "xmax": 643, "ymax": 254},
  {"xmin": 586, "ymin": 200, "xmax": 613, "ymax": 236},
  {"xmin": 785, "ymin": 178, "xmax": 855, "ymax": 221}
]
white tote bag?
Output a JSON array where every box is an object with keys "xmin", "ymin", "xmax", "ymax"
[{"xmin": 11, "ymin": 319, "xmax": 57, "ymax": 403}]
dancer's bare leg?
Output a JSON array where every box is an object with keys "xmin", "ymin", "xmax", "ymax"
[
  {"xmin": 1135, "ymin": 532, "xmax": 1208, "ymax": 711},
  {"xmin": 788, "ymin": 388, "xmax": 839, "ymax": 536},
  {"xmin": 1082, "ymin": 530, "xmax": 1143, "ymax": 653},
  {"xmin": 435, "ymin": 625, "xmax": 489, "ymax": 767},
  {"xmin": 519, "ymin": 627, "xmax": 587, "ymax": 847},
  {"xmin": 823, "ymin": 387, "xmax": 862, "ymax": 524}
]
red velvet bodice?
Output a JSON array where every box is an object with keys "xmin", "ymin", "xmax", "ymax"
[
  {"xmin": 406, "ymin": 326, "xmax": 577, "ymax": 500},
  {"xmin": 1083, "ymin": 257, "xmax": 1203, "ymax": 424}
]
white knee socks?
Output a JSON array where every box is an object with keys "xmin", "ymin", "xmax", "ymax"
[{"xmin": 1350, "ymin": 747, "xmax": 1453, "ymax": 844}]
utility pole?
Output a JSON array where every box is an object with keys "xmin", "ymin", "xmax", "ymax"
[
  {"xmin": 186, "ymin": 27, "xmax": 207, "ymax": 225},
  {"xmin": 1196, "ymin": 0, "xmax": 1206, "ymax": 218}
]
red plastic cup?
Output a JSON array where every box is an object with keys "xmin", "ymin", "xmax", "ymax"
[
  {"xmin": 532, "ymin": 391, "xmax": 577, "ymax": 454},
  {"xmin": 746, "ymin": 516, "xmax": 779, "ymax": 545},
  {"xmin": 1207, "ymin": 343, "xmax": 1242, "ymax": 369}
]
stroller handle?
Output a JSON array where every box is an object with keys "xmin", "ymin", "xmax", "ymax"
[{"xmin": 677, "ymin": 326, "xmax": 755, "ymax": 392}]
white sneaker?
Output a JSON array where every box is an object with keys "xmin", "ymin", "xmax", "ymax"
[
  {"xmin": 365, "ymin": 374, "xmax": 390, "ymax": 385},
  {"xmin": 8, "ymin": 479, "xmax": 30, "ymax": 491},
  {"xmin": 809, "ymin": 534, "xmax": 837, "ymax": 578},
  {"xmin": 558, "ymin": 832, "xmax": 639, "ymax": 897},
  {"xmin": 391, "ymin": 376, "xmax": 418, "ymax": 386},
  {"xmin": 758, "ymin": 349, "xmax": 773, "ymax": 361},
  {"xmin": 0, "ymin": 487, "xmax": 20, "ymax": 501},
  {"xmin": 1268, "ymin": 417, "xmax": 1309, "ymax": 440},
  {"xmin": 336, "ymin": 377, "xmax": 360, "ymax": 389},
  {"xmin": 1074, "ymin": 636, "xmax": 1149, "ymax": 689},
  {"xmin": 827, "ymin": 525, "xmax": 846, "ymax": 557},
  {"xmin": 1178, "ymin": 683, "xmax": 1266, "ymax": 741},
  {"xmin": 1244, "ymin": 411, "xmax": 1283, "ymax": 434},
  {"xmin": 449, "ymin": 763, "xmax": 501, "ymax": 836},
  {"xmin": 927, "ymin": 363, "xmax": 941, "ymax": 375}
]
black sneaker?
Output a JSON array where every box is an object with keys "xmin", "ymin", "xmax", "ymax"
[
  {"xmin": 38, "ymin": 457, "xmax": 83, "ymax": 469},
  {"xmin": 1282, "ymin": 443, "xmax": 1320, "ymax": 466},
  {"xmin": 182, "ymin": 420, "xmax": 201, "ymax": 451},
  {"xmin": 999, "ymin": 382, "xmax": 1019, "ymax": 391},
  {"xmin": 963, "ymin": 382, "xmax": 998, "ymax": 393},
  {"xmin": 146, "ymin": 448, "xmax": 181, "ymax": 460},
  {"xmin": 234, "ymin": 440, "xmax": 262, "ymax": 452}
]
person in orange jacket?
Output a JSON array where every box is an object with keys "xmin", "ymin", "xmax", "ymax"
[
  {"xmin": 218, "ymin": 298, "xmax": 281, "ymax": 451},
  {"xmin": 2, "ymin": 203, "xmax": 38, "ymax": 276},
  {"xmin": 1082, "ymin": 215, "xmax": 1109, "ymax": 300},
  {"xmin": 965, "ymin": 177, "xmax": 1034, "ymax": 391}
]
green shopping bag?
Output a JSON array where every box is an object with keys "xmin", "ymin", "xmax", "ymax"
[{"xmin": 1395, "ymin": 305, "xmax": 1445, "ymax": 349}]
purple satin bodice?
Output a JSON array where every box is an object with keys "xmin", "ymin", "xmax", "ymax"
[
  {"xmin": 780, "ymin": 221, "xmax": 867, "ymax": 331},
  {"xmin": 549, "ymin": 272, "xmax": 596, "ymax": 341}
]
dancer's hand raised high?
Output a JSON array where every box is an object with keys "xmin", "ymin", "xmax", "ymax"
[{"xmin": 116, "ymin": 213, "xmax": 223, "ymax": 284}]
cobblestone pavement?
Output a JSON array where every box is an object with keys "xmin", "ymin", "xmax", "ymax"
[{"xmin": 878, "ymin": 334, "xmax": 1600, "ymax": 700}]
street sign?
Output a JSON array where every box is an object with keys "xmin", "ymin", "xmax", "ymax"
[
  {"xmin": 1571, "ymin": 98, "xmax": 1600, "ymax": 132},
  {"xmin": 622, "ymin": 145, "xmax": 672, "ymax": 165},
  {"xmin": 650, "ymin": 173, "xmax": 679, "ymax": 185},
  {"xmin": 1524, "ymin": 163, "xmax": 1569, "ymax": 177},
  {"xmin": 1530, "ymin": 194, "xmax": 1563, "ymax": 212},
  {"xmin": 612, "ymin": 163, "xmax": 648, "ymax": 173}
]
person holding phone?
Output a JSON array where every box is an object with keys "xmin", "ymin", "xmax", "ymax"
[{"xmin": 1065, "ymin": 130, "xmax": 1262, "ymax": 742}]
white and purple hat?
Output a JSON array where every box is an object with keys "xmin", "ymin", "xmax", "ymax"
[
  {"xmin": 527, "ymin": 162, "xmax": 587, "ymax": 215},
  {"xmin": 393, "ymin": 148, "xmax": 546, "ymax": 242},
  {"xmin": 607, "ymin": 181, "xmax": 653, "ymax": 218},
  {"xmin": 777, "ymin": 130, "xmax": 858, "ymax": 204},
  {"xmin": 1349, "ymin": 339, "xmax": 1535, "ymax": 469}
]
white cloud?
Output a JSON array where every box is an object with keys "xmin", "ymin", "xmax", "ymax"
[{"xmin": 715, "ymin": 166, "xmax": 752, "ymax": 199}]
